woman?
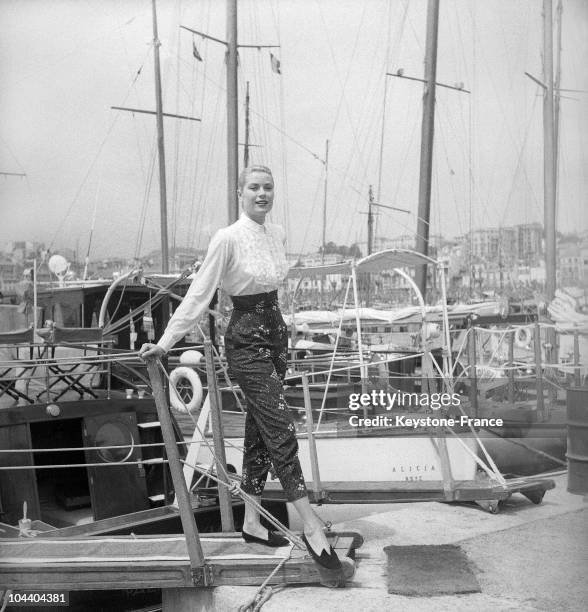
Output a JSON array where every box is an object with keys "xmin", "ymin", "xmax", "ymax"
[{"xmin": 139, "ymin": 165, "xmax": 340, "ymax": 571}]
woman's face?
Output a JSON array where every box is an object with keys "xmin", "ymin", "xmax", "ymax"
[{"xmin": 240, "ymin": 171, "xmax": 274, "ymax": 223}]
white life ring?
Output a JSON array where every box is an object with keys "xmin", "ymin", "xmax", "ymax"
[
  {"xmin": 169, "ymin": 366, "xmax": 203, "ymax": 414},
  {"xmin": 515, "ymin": 327, "xmax": 532, "ymax": 348}
]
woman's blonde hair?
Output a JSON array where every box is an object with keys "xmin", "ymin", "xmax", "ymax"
[{"xmin": 238, "ymin": 165, "xmax": 273, "ymax": 190}]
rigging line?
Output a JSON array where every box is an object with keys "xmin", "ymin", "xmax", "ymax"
[
  {"xmin": 48, "ymin": 49, "xmax": 151, "ymax": 252},
  {"xmin": 501, "ymin": 93, "xmax": 541, "ymax": 227},
  {"xmin": 295, "ymin": 169, "xmax": 326, "ymax": 259},
  {"xmin": 128, "ymin": 62, "xmax": 159, "ymax": 260},
  {"xmin": 179, "ymin": 76, "xmax": 200, "ymax": 251},
  {"xmin": 134, "ymin": 140, "xmax": 158, "ymax": 260},
  {"xmin": 249, "ymin": 5, "xmax": 273, "ymax": 168},
  {"xmin": 434, "ymin": 98, "xmax": 478, "ymax": 235},
  {"xmin": 0, "ymin": 135, "xmax": 26, "ymax": 173},
  {"xmin": 314, "ymin": 0, "xmax": 373, "ymax": 180},
  {"xmin": 475, "ymin": 46, "xmax": 534, "ymax": 216},
  {"xmin": 401, "ymin": 0, "xmax": 424, "ymax": 53},
  {"xmin": 191, "ymin": 84, "xmax": 224, "ymax": 249},
  {"xmin": 451, "ymin": 3, "xmax": 470, "ymax": 87},
  {"xmin": 321, "ymin": 0, "xmax": 369, "ymax": 146},
  {"xmin": 390, "ymin": 109, "xmax": 420, "ymax": 215},
  {"xmin": 84, "ymin": 160, "xmax": 105, "ymax": 280},
  {"xmin": 3, "ymin": 5, "xmax": 152, "ymax": 92},
  {"xmin": 171, "ymin": 47, "xmax": 183, "ymax": 257},
  {"xmin": 324, "ymin": 0, "xmax": 386, "ymax": 189},
  {"xmin": 124, "ymin": 52, "xmax": 154, "ymax": 175},
  {"xmin": 246, "ymin": 0, "xmax": 290, "ymax": 230},
  {"xmin": 174, "ymin": 56, "xmax": 224, "ymax": 244},
  {"xmin": 378, "ymin": 208, "xmax": 431, "ymax": 247},
  {"xmin": 377, "ymin": 0, "xmax": 406, "ymax": 197},
  {"xmin": 436, "ymin": 94, "xmax": 492, "ymax": 234},
  {"xmin": 333, "ymin": 27, "xmax": 387, "ymax": 223},
  {"xmin": 191, "ymin": 131, "xmax": 222, "ymax": 250},
  {"xmin": 169, "ymin": 78, "xmax": 206, "ymax": 251},
  {"xmin": 251, "ymin": 96, "xmax": 373, "ymax": 198},
  {"xmin": 435, "ymin": 114, "xmax": 465, "ymax": 238},
  {"xmin": 268, "ymin": 0, "xmax": 288, "ymax": 218},
  {"xmin": 247, "ymin": 105, "xmax": 323, "ymax": 163},
  {"xmin": 251, "ymin": 49, "xmax": 271, "ymax": 170},
  {"xmin": 48, "ymin": 111, "xmax": 122, "ymax": 252},
  {"xmin": 278, "ymin": 69, "xmax": 290, "ymax": 238},
  {"xmin": 186, "ymin": 4, "xmax": 212, "ymax": 248},
  {"xmin": 376, "ymin": 0, "xmax": 410, "ymax": 244},
  {"xmin": 467, "ymin": 0, "xmax": 476, "ymax": 288}
]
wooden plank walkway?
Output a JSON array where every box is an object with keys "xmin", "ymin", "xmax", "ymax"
[{"xmin": 0, "ymin": 532, "xmax": 358, "ymax": 590}]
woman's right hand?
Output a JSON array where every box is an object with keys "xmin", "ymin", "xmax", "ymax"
[{"xmin": 138, "ymin": 343, "xmax": 166, "ymax": 360}]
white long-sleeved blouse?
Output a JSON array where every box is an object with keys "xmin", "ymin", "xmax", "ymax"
[{"xmin": 157, "ymin": 214, "xmax": 289, "ymax": 352}]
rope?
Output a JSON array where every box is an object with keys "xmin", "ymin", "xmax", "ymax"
[
  {"xmin": 180, "ymin": 456, "xmax": 304, "ymax": 549},
  {"xmin": 238, "ymin": 545, "xmax": 293, "ymax": 612},
  {"xmin": 444, "ymin": 428, "xmax": 506, "ymax": 485},
  {"xmin": 0, "ymin": 590, "xmax": 12, "ymax": 612},
  {"xmin": 317, "ymin": 276, "xmax": 352, "ymax": 428},
  {"xmin": 484, "ymin": 428, "xmax": 567, "ymax": 467},
  {"xmin": 155, "ymin": 360, "xmax": 305, "ymax": 550},
  {"xmin": 0, "ymin": 439, "xmax": 198, "ymax": 454},
  {"xmin": 0, "ymin": 459, "xmax": 167, "ymax": 471}
]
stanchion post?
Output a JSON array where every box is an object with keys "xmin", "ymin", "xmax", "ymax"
[
  {"xmin": 573, "ymin": 330, "xmax": 581, "ymax": 388},
  {"xmin": 301, "ymin": 372, "xmax": 322, "ymax": 499},
  {"xmin": 467, "ymin": 321, "xmax": 478, "ymax": 417},
  {"xmin": 145, "ymin": 357, "xmax": 206, "ymax": 579},
  {"xmin": 534, "ymin": 323, "xmax": 545, "ymax": 419},
  {"xmin": 508, "ymin": 329, "xmax": 515, "ymax": 405},
  {"xmin": 203, "ymin": 341, "xmax": 235, "ymax": 532}
]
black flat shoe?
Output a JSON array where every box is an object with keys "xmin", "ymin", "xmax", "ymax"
[
  {"xmin": 302, "ymin": 533, "xmax": 342, "ymax": 570},
  {"xmin": 242, "ymin": 529, "xmax": 289, "ymax": 547}
]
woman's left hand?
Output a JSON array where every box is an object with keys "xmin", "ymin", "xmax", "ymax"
[{"xmin": 138, "ymin": 343, "xmax": 166, "ymax": 360}]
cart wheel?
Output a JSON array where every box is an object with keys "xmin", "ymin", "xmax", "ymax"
[
  {"xmin": 328, "ymin": 531, "xmax": 365, "ymax": 550},
  {"xmin": 475, "ymin": 499, "xmax": 500, "ymax": 514},
  {"xmin": 522, "ymin": 489, "xmax": 546, "ymax": 505}
]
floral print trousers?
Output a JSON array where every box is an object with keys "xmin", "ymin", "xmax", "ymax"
[{"xmin": 225, "ymin": 291, "xmax": 307, "ymax": 502}]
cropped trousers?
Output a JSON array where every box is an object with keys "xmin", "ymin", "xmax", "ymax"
[{"xmin": 224, "ymin": 291, "xmax": 307, "ymax": 502}]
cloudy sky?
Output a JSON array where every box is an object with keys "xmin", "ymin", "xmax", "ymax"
[{"xmin": 1, "ymin": 0, "xmax": 586, "ymax": 262}]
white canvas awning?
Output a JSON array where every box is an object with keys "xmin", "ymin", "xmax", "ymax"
[{"xmin": 287, "ymin": 249, "xmax": 439, "ymax": 279}]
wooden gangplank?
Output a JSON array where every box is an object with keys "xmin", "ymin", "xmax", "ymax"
[{"xmin": 0, "ymin": 532, "xmax": 358, "ymax": 590}]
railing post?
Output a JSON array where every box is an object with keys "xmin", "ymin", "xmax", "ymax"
[
  {"xmin": 573, "ymin": 329, "xmax": 581, "ymax": 388},
  {"xmin": 534, "ymin": 323, "xmax": 545, "ymax": 419},
  {"xmin": 507, "ymin": 329, "xmax": 515, "ymax": 405},
  {"xmin": 145, "ymin": 357, "xmax": 206, "ymax": 581},
  {"xmin": 467, "ymin": 321, "xmax": 478, "ymax": 417},
  {"xmin": 301, "ymin": 372, "xmax": 322, "ymax": 500},
  {"xmin": 203, "ymin": 341, "xmax": 235, "ymax": 532}
]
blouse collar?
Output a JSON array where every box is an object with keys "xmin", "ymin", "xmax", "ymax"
[{"xmin": 239, "ymin": 213, "xmax": 266, "ymax": 233}]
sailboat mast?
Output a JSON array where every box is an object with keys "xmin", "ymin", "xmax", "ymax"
[
  {"xmin": 414, "ymin": 0, "xmax": 440, "ymax": 300},
  {"xmin": 321, "ymin": 139, "xmax": 329, "ymax": 264},
  {"xmin": 227, "ymin": 0, "xmax": 239, "ymax": 223},
  {"xmin": 543, "ymin": 0, "xmax": 556, "ymax": 302},
  {"xmin": 244, "ymin": 81, "xmax": 251, "ymax": 167},
  {"xmin": 368, "ymin": 186, "xmax": 374, "ymax": 256},
  {"xmin": 151, "ymin": 0, "xmax": 170, "ymax": 274},
  {"xmin": 554, "ymin": 0, "xmax": 563, "ymax": 216}
]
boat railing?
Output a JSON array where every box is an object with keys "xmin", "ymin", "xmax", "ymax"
[{"xmin": 0, "ymin": 332, "xmax": 115, "ymax": 405}]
